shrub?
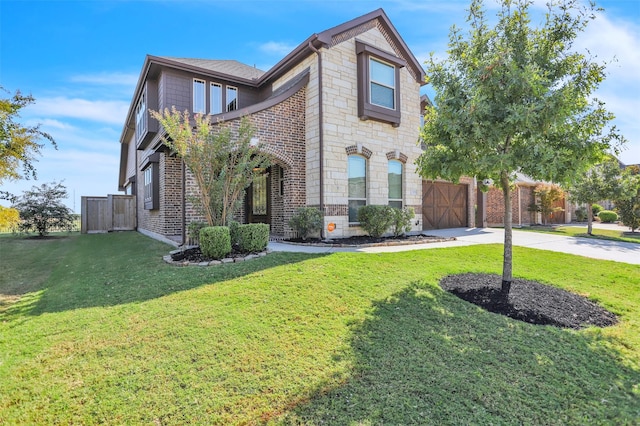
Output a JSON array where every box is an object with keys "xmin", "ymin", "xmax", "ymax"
[
  {"xmin": 615, "ymin": 195, "xmax": 640, "ymax": 233},
  {"xmin": 289, "ymin": 207, "xmax": 323, "ymax": 240},
  {"xmin": 199, "ymin": 226, "xmax": 231, "ymax": 259},
  {"xmin": 390, "ymin": 207, "xmax": 415, "ymax": 237},
  {"xmin": 237, "ymin": 223, "xmax": 270, "ymax": 253},
  {"xmin": 598, "ymin": 210, "xmax": 618, "ymax": 223},
  {"xmin": 357, "ymin": 205, "xmax": 394, "ymax": 238},
  {"xmin": 592, "ymin": 203, "xmax": 604, "ymax": 217},
  {"xmin": 228, "ymin": 220, "xmax": 240, "ymax": 246},
  {"xmin": 575, "ymin": 207, "xmax": 587, "ymax": 222},
  {"xmin": 187, "ymin": 221, "xmax": 207, "ymax": 244},
  {"xmin": 574, "ymin": 206, "xmax": 587, "ymax": 222}
]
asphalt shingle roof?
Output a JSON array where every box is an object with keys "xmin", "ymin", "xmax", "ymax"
[{"xmin": 160, "ymin": 57, "xmax": 265, "ymax": 80}]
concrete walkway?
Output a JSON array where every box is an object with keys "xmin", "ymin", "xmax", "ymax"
[{"xmin": 268, "ymin": 224, "xmax": 640, "ymax": 265}]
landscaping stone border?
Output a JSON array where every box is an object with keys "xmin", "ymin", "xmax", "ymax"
[{"xmin": 163, "ymin": 248, "xmax": 270, "ymax": 267}]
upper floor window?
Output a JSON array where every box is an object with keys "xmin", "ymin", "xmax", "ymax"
[
  {"xmin": 135, "ymin": 91, "xmax": 146, "ymax": 141},
  {"xmin": 193, "ymin": 79, "xmax": 205, "ymax": 114},
  {"xmin": 356, "ymin": 40, "xmax": 405, "ymax": 127},
  {"xmin": 210, "ymin": 83, "xmax": 222, "ymax": 115},
  {"xmin": 142, "ymin": 153, "xmax": 160, "ymax": 210},
  {"xmin": 388, "ymin": 160, "xmax": 403, "ymax": 209},
  {"xmin": 226, "ymin": 86, "xmax": 238, "ymax": 112},
  {"xmin": 348, "ymin": 155, "xmax": 367, "ymax": 223},
  {"xmin": 370, "ymin": 58, "xmax": 395, "ymax": 109}
]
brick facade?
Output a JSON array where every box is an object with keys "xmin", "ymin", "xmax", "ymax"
[
  {"xmin": 486, "ymin": 185, "xmax": 536, "ymax": 227},
  {"xmin": 120, "ymin": 10, "xmax": 475, "ymax": 245}
]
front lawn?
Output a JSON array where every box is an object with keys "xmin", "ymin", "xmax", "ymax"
[
  {"xmin": 521, "ymin": 224, "xmax": 640, "ymax": 244},
  {"xmin": 1, "ymin": 232, "xmax": 638, "ymax": 424}
]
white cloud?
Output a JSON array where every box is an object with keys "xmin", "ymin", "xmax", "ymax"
[
  {"xmin": 258, "ymin": 41, "xmax": 297, "ymax": 56},
  {"xmin": 26, "ymin": 97, "xmax": 129, "ymax": 125},
  {"xmin": 70, "ymin": 72, "xmax": 139, "ymax": 87},
  {"xmin": 577, "ymin": 13, "xmax": 640, "ymax": 81},
  {"xmin": 24, "ymin": 118, "xmax": 77, "ymax": 131}
]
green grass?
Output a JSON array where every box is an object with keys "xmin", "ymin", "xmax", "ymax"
[
  {"xmin": 521, "ymin": 225, "xmax": 640, "ymax": 244},
  {"xmin": 1, "ymin": 232, "xmax": 638, "ymax": 424}
]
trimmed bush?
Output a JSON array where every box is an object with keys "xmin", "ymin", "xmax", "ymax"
[
  {"xmin": 390, "ymin": 207, "xmax": 415, "ymax": 237},
  {"xmin": 592, "ymin": 203, "xmax": 604, "ymax": 217},
  {"xmin": 574, "ymin": 207, "xmax": 587, "ymax": 222},
  {"xmin": 237, "ymin": 223, "xmax": 270, "ymax": 253},
  {"xmin": 357, "ymin": 205, "xmax": 394, "ymax": 238},
  {"xmin": 289, "ymin": 207, "xmax": 323, "ymax": 240},
  {"xmin": 200, "ymin": 226, "xmax": 231, "ymax": 259},
  {"xmin": 598, "ymin": 210, "xmax": 618, "ymax": 223},
  {"xmin": 228, "ymin": 220, "xmax": 240, "ymax": 246}
]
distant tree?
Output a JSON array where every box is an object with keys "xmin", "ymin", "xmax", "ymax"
[
  {"xmin": 0, "ymin": 205, "xmax": 20, "ymax": 231},
  {"xmin": 12, "ymin": 182, "xmax": 74, "ymax": 236},
  {"xmin": 614, "ymin": 167, "xmax": 640, "ymax": 233},
  {"xmin": 568, "ymin": 158, "xmax": 622, "ymax": 234},
  {"xmin": 150, "ymin": 108, "xmax": 270, "ymax": 226},
  {"xmin": 417, "ymin": 0, "xmax": 622, "ymax": 295},
  {"xmin": 0, "ymin": 87, "xmax": 56, "ymax": 186},
  {"xmin": 529, "ymin": 183, "xmax": 564, "ymax": 225}
]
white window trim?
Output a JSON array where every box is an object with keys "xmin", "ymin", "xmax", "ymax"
[
  {"xmin": 210, "ymin": 82, "xmax": 222, "ymax": 115},
  {"xmin": 388, "ymin": 160, "xmax": 403, "ymax": 209},
  {"xmin": 135, "ymin": 90, "xmax": 146, "ymax": 141},
  {"xmin": 348, "ymin": 155, "xmax": 367, "ymax": 224},
  {"xmin": 226, "ymin": 86, "xmax": 238, "ymax": 112},
  {"xmin": 193, "ymin": 79, "xmax": 206, "ymax": 114},
  {"xmin": 369, "ymin": 57, "xmax": 396, "ymax": 111}
]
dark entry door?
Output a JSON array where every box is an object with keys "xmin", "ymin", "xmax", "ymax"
[
  {"xmin": 422, "ymin": 181, "xmax": 468, "ymax": 230},
  {"xmin": 246, "ymin": 167, "xmax": 270, "ymax": 224}
]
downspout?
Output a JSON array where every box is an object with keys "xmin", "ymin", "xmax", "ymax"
[
  {"xmin": 517, "ymin": 185, "xmax": 522, "ymax": 226},
  {"xmin": 308, "ymin": 40, "xmax": 325, "ymax": 239},
  {"xmin": 181, "ymin": 160, "xmax": 186, "ymax": 245}
]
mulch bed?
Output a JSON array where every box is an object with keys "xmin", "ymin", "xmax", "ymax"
[
  {"xmin": 170, "ymin": 246, "xmax": 251, "ymax": 262},
  {"xmin": 440, "ymin": 273, "xmax": 618, "ymax": 329},
  {"xmin": 283, "ymin": 233, "xmax": 451, "ymax": 246}
]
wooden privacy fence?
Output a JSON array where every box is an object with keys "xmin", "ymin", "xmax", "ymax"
[{"xmin": 81, "ymin": 195, "xmax": 136, "ymax": 234}]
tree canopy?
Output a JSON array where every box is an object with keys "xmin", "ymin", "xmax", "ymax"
[
  {"xmin": 416, "ymin": 0, "xmax": 622, "ymax": 292},
  {"xmin": 0, "ymin": 87, "xmax": 56, "ymax": 185},
  {"xmin": 12, "ymin": 181, "xmax": 74, "ymax": 236},
  {"xmin": 151, "ymin": 108, "xmax": 270, "ymax": 226},
  {"xmin": 568, "ymin": 157, "xmax": 622, "ymax": 234}
]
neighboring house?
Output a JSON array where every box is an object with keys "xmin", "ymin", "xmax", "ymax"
[
  {"xmin": 482, "ymin": 173, "xmax": 569, "ymax": 227},
  {"xmin": 118, "ymin": 8, "xmax": 476, "ymax": 245}
]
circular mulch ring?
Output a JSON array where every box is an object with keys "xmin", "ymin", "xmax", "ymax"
[{"xmin": 440, "ymin": 273, "xmax": 618, "ymax": 329}]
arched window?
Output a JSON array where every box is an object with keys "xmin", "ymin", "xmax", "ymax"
[
  {"xmin": 388, "ymin": 160, "xmax": 403, "ymax": 209},
  {"xmin": 348, "ymin": 155, "xmax": 367, "ymax": 222}
]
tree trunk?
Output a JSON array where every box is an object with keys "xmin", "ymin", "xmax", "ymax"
[
  {"xmin": 501, "ymin": 172, "xmax": 513, "ymax": 296},
  {"xmin": 587, "ymin": 202, "xmax": 593, "ymax": 235}
]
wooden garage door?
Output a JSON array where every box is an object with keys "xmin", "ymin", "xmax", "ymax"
[{"xmin": 422, "ymin": 181, "xmax": 468, "ymax": 230}]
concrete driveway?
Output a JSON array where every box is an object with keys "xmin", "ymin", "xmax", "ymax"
[{"xmin": 269, "ymin": 225, "xmax": 640, "ymax": 265}]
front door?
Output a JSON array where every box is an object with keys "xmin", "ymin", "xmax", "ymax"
[{"xmin": 246, "ymin": 167, "xmax": 270, "ymax": 224}]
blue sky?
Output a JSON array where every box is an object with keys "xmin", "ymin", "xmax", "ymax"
[{"xmin": 1, "ymin": 0, "xmax": 638, "ymax": 211}]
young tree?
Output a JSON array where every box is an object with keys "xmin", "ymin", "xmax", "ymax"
[
  {"xmin": 151, "ymin": 107, "xmax": 270, "ymax": 226},
  {"xmin": 568, "ymin": 158, "xmax": 622, "ymax": 234},
  {"xmin": 417, "ymin": 0, "xmax": 622, "ymax": 294},
  {"xmin": 0, "ymin": 87, "xmax": 56, "ymax": 184},
  {"xmin": 12, "ymin": 182, "xmax": 74, "ymax": 236},
  {"xmin": 529, "ymin": 183, "xmax": 564, "ymax": 225}
]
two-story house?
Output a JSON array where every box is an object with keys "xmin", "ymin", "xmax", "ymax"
[{"xmin": 118, "ymin": 8, "xmax": 476, "ymax": 245}]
